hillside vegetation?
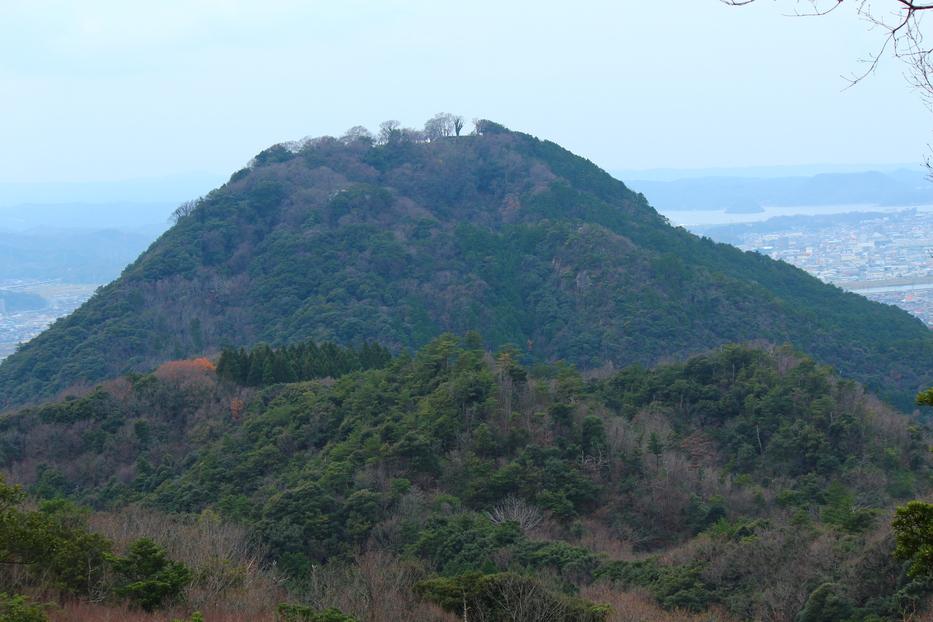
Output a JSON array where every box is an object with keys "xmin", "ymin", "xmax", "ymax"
[
  {"xmin": 1, "ymin": 335, "xmax": 931, "ymax": 620},
  {"xmin": 0, "ymin": 122, "xmax": 931, "ymax": 409}
]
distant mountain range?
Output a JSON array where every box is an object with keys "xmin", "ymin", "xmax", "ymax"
[
  {"xmin": 624, "ymin": 169, "xmax": 933, "ymax": 212},
  {"xmin": 690, "ymin": 210, "xmax": 916, "ymax": 246},
  {"xmin": 0, "ymin": 290, "xmax": 46, "ymax": 314},
  {"xmin": 0, "ymin": 173, "xmax": 224, "ymax": 210},
  {"xmin": 0, "ymin": 202, "xmax": 173, "ymax": 232},
  {"xmin": 0, "ymin": 227, "xmax": 163, "ymax": 283}
]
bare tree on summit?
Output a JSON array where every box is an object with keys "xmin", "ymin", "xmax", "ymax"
[
  {"xmin": 340, "ymin": 125, "xmax": 374, "ymax": 145},
  {"xmin": 723, "ymin": 0, "xmax": 933, "ymax": 101},
  {"xmin": 424, "ymin": 113, "xmax": 458, "ymax": 141},
  {"xmin": 171, "ymin": 199, "xmax": 200, "ymax": 223},
  {"xmin": 378, "ymin": 120, "xmax": 401, "ymax": 144}
]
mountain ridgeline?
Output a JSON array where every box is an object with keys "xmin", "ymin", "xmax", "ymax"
[{"xmin": 1, "ymin": 121, "xmax": 931, "ymax": 409}]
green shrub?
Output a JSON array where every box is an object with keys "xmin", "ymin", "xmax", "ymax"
[
  {"xmin": 0, "ymin": 486, "xmax": 112, "ymax": 598},
  {"xmin": 796, "ymin": 583, "xmax": 853, "ymax": 622},
  {"xmin": 595, "ymin": 558, "xmax": 662, "ymax": 586},
  {"xmin": 415, "ymin": 572, "xmax": 607, "ymax": 622},
  {"xmin": 276, "ymin": 604, "xmax": 358, "ymax": 622},
  {"xmin": 651, "ymin": 565, "xmax": 715, "ymax": 612},
  {"xmin": 596, "ymin": 559, "xmax": 715, "ymax": 612},
  {"xmin": 110, "ymin": 538, "xmax": 191, "ymax": 611},
  {"xmin": 821, "ymin": 482, "xmax": 876, "ymax": 533},
  {"xmin": 705, "ymin": 517, "xmax": 768, "ymax": 541},
  {"xmin": 0, "ymin": 594, "xmax": 48, "ymax": 622}
]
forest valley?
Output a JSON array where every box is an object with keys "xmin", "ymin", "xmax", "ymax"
[{"xmin": 0, "ymin": 334, "xmax": 932, "ymax": 622}]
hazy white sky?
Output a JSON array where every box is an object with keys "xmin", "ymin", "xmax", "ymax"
[{"xmin": 0, "ymin": 0, "xmax": 929, "ymax": 183}]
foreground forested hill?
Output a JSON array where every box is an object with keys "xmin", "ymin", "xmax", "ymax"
[
  {"xmin": 0, "ymin": 121, "xmax": 930, "ymax": 410},
  {"xmin": 2, "ymin": 336, "xmax": 931, "ymax": 621}
]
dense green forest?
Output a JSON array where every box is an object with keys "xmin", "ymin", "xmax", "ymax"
[
  {"xmin": 215, "ymin": 340, "xmax": 391, "ymax": 386},
  {"xmin": 0, "ymin": 122, "xmax": 931, "ymax": 410},
  {"xmin": 1, "ymin": 335, "xmax": 931, "ymax": 621}
]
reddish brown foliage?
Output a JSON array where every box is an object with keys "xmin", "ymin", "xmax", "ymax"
[
  {"xmin": 153, "ymin": 358, "xmax": 217, "ymax": 388},
  {"xmin": 229, "ymin": 398, "xmax": 245, "ymax": 420}
]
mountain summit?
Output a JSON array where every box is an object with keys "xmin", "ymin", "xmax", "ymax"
[{"xmin": 1, "ymin": 120, "xmax": 930, "ymax": 408}]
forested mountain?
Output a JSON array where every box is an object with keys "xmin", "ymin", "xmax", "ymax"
[
  {"xmin": 1, "ymin": 121, "xmax": 931, "ymax": 410},
  {"xmin": 2, "ymin": 336, "xmax": 931, "ymax": 620}
]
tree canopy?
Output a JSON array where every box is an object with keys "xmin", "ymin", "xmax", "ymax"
[{"xmin": 2, "ymin": 337, "xmax": 931, "ymax": 620}]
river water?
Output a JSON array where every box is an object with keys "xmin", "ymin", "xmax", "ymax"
[{"xmin": 659, "ymin": 203, "xmax": 933, "ymax": 227}]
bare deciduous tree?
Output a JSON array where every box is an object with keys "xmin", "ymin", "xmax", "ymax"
[
  {"xmin": 302, "ymin": 550, "xmax": 455, "ymax": 621},
  {"xmin": 341, "ymin": 125, "xmax": 374, "ymax": 145},
  {"xmin": 476, "ymin": 574, "xmax": 568, "ymax": 622},
  {"xmin": 378, "ymin": 120, "xmax": 401, "ymax": 144},
  {"xmin": 424, "ymin": 113, "xmax": 466, "ymax": 141},
  {"xmin": 424, "ymin": 113, "xmax": 452, "ymax": 141},
  {"xmin": 723, "ymin": 1, "xmax": 933, "ymax": 100},
  {"xmin": 171, "ymin": 198, "xmax": 201, "ymax": 223},
  {"xmin": 485, "ymin": 496, "xmax": 544, "ymax": 532},
  {"xmin": 401, "ymin": 127, "xmax": 427, "ymax": 142}
]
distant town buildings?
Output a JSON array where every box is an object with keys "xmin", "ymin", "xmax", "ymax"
[
  {"xmin": 735, "ymin": 210, "xmax": 933, "ymax": 326},
  {"xmin": 0, "ymin": 281, "xmax": 97, "ymax": 360}
]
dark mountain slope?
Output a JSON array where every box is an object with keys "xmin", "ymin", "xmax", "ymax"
[{"xmin": 0, "ymin": 122, "xmax": 930, "ymax": 408}]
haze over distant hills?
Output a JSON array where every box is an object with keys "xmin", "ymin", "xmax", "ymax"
[
  {"xmin": 0, "ymin": 203, "xmax": 173, "ymax": 233},
  {"xmin": 0, "ymin": 173, "xmax": 224, "ymax": 234},
  {"xmin": 0, "ymin": 173, "xmax": 224, "ymax": 210},
  {"xmin": 0, "ymin": 175, "xmax": 225, "ymax": 282},
  {"xmin": 0, "ymin": 227, "xmax": 163, "ymax": 283},
  {"xmin": 0, "ymin": 204, "xmax": 169, "ymax": 284},
  {"xmin": 614, "ymin": 162, "xmax": 924, "ymax": 181},
  {"xmin": 622, "ymin": 168, "xmax": 933, "ymax": 213}
]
